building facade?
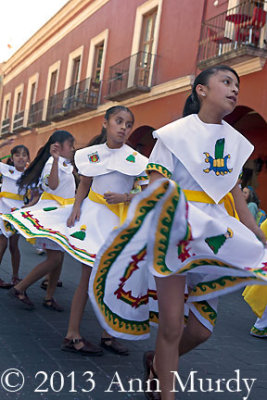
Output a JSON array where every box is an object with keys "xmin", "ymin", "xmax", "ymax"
[{"xmin": 1, "ymin": 0, "xmax": 267, "ymax": 206}]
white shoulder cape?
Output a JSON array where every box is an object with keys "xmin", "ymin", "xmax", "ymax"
[
  {"xmin": 75, "ymin": 143, "xmax": 148, "ymax": 177},
  {"xmin": 153, "ymin": 114, "xmax": 254, "ymax": 203}
]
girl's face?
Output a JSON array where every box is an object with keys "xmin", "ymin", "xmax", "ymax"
[
  {"xmin": 60, "ymin": 139, "xmax": 74, "ymax": 160},
  {"xmin": 197, "ymin": 70, "xmax": 239, "ymax": 118},
  {"xmin": 104, "ymin": 110, "xmax": 134, "ymax": 148},
  {"xmin": 242, "ymin": 187, "xmax": 250, "ymax": 202},
  {"xmin": 12, "ymin": 149, "xmax": 29, "ymax": 172}
]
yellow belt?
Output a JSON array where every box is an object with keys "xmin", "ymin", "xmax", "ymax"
[
  {"xmin": 88, "ymin": 189, "xmax": 129, "ymax": 225},
  {"xmin": 0, "ymin": 191, "xmax": 24, "ymax": 201},
  {"xmin": 40, "ymin": 192, "xmax": 75, "ymax": 206},
  {"xmin": 183, "ymin": 190, "xmax": 239, "ymax": 219}
]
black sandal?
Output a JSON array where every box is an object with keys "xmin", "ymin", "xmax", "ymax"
[
  {"xmin": 40, "ymin": 279, "xmax": 63, "ymax": 290},
  {"xmin": 8, "ymin": 287, "xmax": 35, "ymax": 310},
  {"xmin": 43, "ymin": 298, "xmax": 64, "ymax": 312},
  {"xmin": 143, "ymin": 351, "xmax": 161, "ymax": 400},
  {"xmin": 100, "ymin": 337, "xmax": 129, "ymax": 355},
  {"xmin": 61, "ymin": 337, "xmax": 103, "ymax": 356}
]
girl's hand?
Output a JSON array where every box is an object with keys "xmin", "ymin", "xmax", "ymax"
[
  {"xmin": 67, "ymin": 207, "xmax": 81, "ymax": 227},
  {"xmin": 104, "ymin": 192, "xmax": 127, "ymax": 204},
  {"xmin": 50, "ymin": 143, "xmax": 61, "ymax": 160},
  {"xmin": 254, "ymin": 226, "xmax": 267, "ymax": 246}
]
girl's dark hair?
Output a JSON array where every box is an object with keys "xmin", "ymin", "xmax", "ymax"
[
  {"xmin": 17, "ymin": 130, "xmax": 74, "ymax": 192},
  {"xmin": 88, "ymin": 106, "xmax": 135, "ymax": 146},
  {"xmin": 246, "ymin": 186, "xmax": 260, "ymax": 207},
  {"xmin": 183, "ymin": 65, "xmax": 240, "ymax": 117},
  {"xmin": 6, "ymin": 145, "xmax": 30, "ymax": 166}
]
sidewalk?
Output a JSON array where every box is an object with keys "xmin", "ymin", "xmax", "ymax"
[{"xmin": 0, "ymin": 238, "xmax": 266, "ymax": 400}]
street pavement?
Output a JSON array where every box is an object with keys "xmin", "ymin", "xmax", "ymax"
[{"xmin": 0, "ymin": 238, "xmax": 266, "ymax": 400}]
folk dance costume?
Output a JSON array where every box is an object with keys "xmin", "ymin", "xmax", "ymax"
[
  {"xmin": 2, "ymin": 145, "xmax": 148, "ymax": 265},
  {"xmin": 89, "ymin": 114, "xmax": 267, "ymax": 340},
  {"xmin": 0, "ymin": 162, "xmax": 25, "ymax": 237},
  {"xmin": 2, "ymin": 157, "xmax": 76, "ymax": 252}
]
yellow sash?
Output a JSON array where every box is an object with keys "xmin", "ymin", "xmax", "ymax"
[
  {"xmin": 40, "ymin": 192, "xmax": 75, "ymax": 206},
  {"xmin": 0, "ymin": 191, "xmax": 24, "ymax": 201},
  {"xmin": 183, "ymin": 190, "xmax": 239, "ymax": 219},
  {"xmin": 88, "ymin": 189, "xmax": 129, "ymax": 225}
]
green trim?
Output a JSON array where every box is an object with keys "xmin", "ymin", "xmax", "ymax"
[{"xmin": 146, "ymin": 163, "xmax": 172, "ymax": 179}]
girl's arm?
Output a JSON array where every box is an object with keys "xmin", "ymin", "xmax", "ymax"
[
  {"xmin": 0, "ymin": 137, "xmax": 15, "ymax": 149},
  {"xmin": 67, "ymin": 175, "xmax": 92, "ymax": 227},
  {"xmin": 47, "ymin": 143, "xmax": 60, "ymax": 190},
  {"xmin": 231, "ymin": 183, "xmax": 266, "ymax": 244}
]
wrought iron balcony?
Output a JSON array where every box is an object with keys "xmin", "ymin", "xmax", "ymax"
[
  {"xmin": 46, "ymin": 77, "xmax": 100, "ymax": 122},
  {"xmin": 1, "ymin": 118, "xmax": 10, "ymax": 135},
  {"xmin": 13, "ymin": 111, "xmax": 28, "ymax": 133},
  {"xmin": 105, "ymin": 51, "xmax": 156, "ymax": 101},
  {"xmin": 198, "ymin": 0, "xmax": 267, "ymax": 69},
  {"xmin": 28, "ymin": 99, "xmax": 51, "ymax": 128}
]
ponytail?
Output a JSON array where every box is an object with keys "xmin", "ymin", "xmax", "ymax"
[
  {"xmin": 183, "ymin": 93, "xmax": 200, "ymax": 117},
  {"xmin": 17, "ymin": 130, "xmax": 74, "ymax": 192}
]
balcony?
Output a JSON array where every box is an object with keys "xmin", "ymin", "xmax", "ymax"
[
  {"xmin": 13, "ymin": 111, "xmax": 28, "ymax": 133},
  {"xmin": 1, "ymin": 118, "xmax": 10, "ymax": 135},
  {"xmin": 198, "ymin": 0, "xmax": 267, "ymax": 69},
  {"xmin": 28, "ymin": 99, "xmax": 51, "ymax": 128},
  {"xmin": 46, "ymin": 77, "xmax": 100, "ymax": 122},
  {"xmin": 105, "ymin": 51, "xmax": 156, "ymax": 101}
]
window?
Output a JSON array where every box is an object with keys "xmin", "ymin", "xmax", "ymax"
[
  {"xmin": 130, "ymin": 0, "xmax": 162, "ymax": 87},
  {"xmin": 71, "ymin": 56, "xmax": 81, "ymax": 86},
  {"xmin": 15, "ymin": 92, "xmax": 22, "ymax": 114},
  {"xmin": 92, "ymin": 42, "xmax": 104, "ymax": 83},
  {"xmin": 29, "ymin": 82, "xmax": 36, "ymax": 106},
  {"xmin": 4, "ymin": 99, "xmax": 10, "ymax": 120},
  {"xmin": 49, "ymin": 70, "xmax": 58, "ymax": 97},
  {"xmin": 65, "ymin": 46, "xmax": 83, "ymax": 90}
]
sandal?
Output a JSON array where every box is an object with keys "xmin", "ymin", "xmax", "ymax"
[
  {"xmin": 11, "ymin": 276, "xmax": 22, "ymax": 286},
  {"xmin": 143, "ymin": 351, "xmax": 161, "ymax": 400},
  {"xmin": 100, "ymin": 337, "xmax": 129, "ymax": 355},
  {"xmin": 0, "ymin": 278, "xmax": 13, "ymax": 289},
  {"xmin": 61, "ymin": 337, "xmax": 103, "ymax": 356},
  {"xmin": 40, "ymin": 279, "xmax": 63, "ymax": 290},
  {"xmin": 43, "ymin": 298, "xmax": 64, "ymax": 312},
  {"xmin": 8, "ymin": 287, "xmax": 35, "ymax": 310}
]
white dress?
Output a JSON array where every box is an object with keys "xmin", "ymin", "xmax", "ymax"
[
  {"xmin": 2, "ymin": 144, "xmax": 148, "ymax": 265},
  {"xmin": 0, "ymin": 162, "xmax": 25, "ymax": 237},
  {"xmin": 89, "ymin": 114, "xmax": 267, "ymax": 340},
  {"xmin": 2, "ymin": 157, "xmax": 76, "ymax": 251}
]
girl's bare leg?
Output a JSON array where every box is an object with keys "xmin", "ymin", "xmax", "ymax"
[
  {"xmin": 45, "ymin": 256, "xmax": 64, "ymax": 300},
  {"xmin": 9, "ymin": 234, "xmax": 20, "ymax": 279},
  {"xmin": 154, "ymin": 275, "xmax": 186, "ymax": 400},
  {"xmin": 0, "ymin": 234, "xmax": 8, "ymax": 264},
  {"xmin": 15, "ymin": 250, "xmax": 63, "ymax": 294},
  {"xmin": 65, "ymin": 264, "xmax": 91, "ymax": 347}
]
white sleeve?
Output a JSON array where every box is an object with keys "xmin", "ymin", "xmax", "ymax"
[{"xmin": 146, "ymin": 140, "xmax": 175, "ymax": 178}]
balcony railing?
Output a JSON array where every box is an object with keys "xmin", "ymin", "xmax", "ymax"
[
  {"xmin": 46, "ymin": 77, "xmax": 100, "ymax": 122},
  {"xmin": 198, "ymin": 0, "xmax": 267, "ymax": 68},
  {"xmin": 28, "ymin": 99, "xmax": 51, "ymax": 128},
  {"xmin": 105, "ymin": 51, "xmax": 156, "ymax": 101},
  {"xmin": 13, "ymin": 111, "xmax": 28, "ymax": 133},
  {"xmin": 1, "ymin": 118, "xmax": 10, "ymax": 135}
]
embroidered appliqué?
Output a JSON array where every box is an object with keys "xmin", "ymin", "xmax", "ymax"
[
  {"xmin": 70, "ymin": 225, "xmax": 87, "ymax": 241},
  {"xmin": 63, "ymin": 161, "xmax": 68, "ymax": 167},
  {"xmin": 9, "ymin": 169, "xmax": 14, "ymax": 174},
  {"xmin": 205, "ymin": 228, "xmax": 233, "ymax": 254},
  {"xmin": 126, "ymin": 152, "xmax": 137, "ymax": 163},
  {"xmin": 203, "ymin": 138, "xmax": 232, "ymax": 176},
  {"xmin": 88, "ymin": 152, "xmax": 100, "ymax": 163}
]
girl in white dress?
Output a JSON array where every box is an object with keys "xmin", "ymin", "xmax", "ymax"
[
  {"xmin": 89, "ymin": 66, "xmax": 267, "ymax": 400},
  {"xmin": 3, "ymin": 106, "xmax": 148, "ymax": 356},
  {"xmin": 7, "ymin": 130, "xmax": 75, "ymax": 311},
  {"xmin": 0, "ymin": 143, "xmax": 30, "ymax": 288}
]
